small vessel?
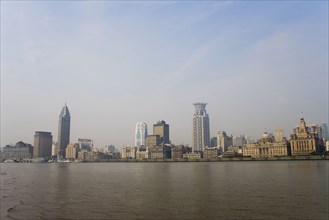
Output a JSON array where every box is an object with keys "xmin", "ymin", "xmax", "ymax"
[{"xmin": 57, "ymin": 159, "xmax": 72, "ymax": 163}]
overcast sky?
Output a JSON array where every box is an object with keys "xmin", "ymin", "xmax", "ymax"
[{"xmin": 1, "ymin": 1, "xmax": 328, "ymax": 149}]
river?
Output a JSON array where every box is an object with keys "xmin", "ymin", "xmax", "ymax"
[{"xmin": 1, "ymin": 161, "xmax": 328, "ymax": 219}]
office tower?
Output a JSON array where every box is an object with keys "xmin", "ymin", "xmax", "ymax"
[
  {"xmin": 135, "ymin": 122, "xmax": 148, "ymax": 146},
  {"xmin": 58, "ymin": 103, "xmax": 71, "ymax": 158},
  {"xmin": 274, "ymin": 128, "xmax": 284, "ymax": 142},
  {"xmin": 321, "ymin": 123, "xmax": 329, "ymax": 140},
  {"xmin": 233, "ymin": 135, "xmax": 246, "ymax": 147},
  {"xmin": 146, "ymin": 135, "xmax": 161, "ymax": 147},
  {"xmin": 192, "ymin": 103, "xmax": 210, "ymax": 152},
  {"xmin": 153, "ymin": 120, "xmax": 169, "ymax": 145},
  {"xmin": 210, "ymin": 137, "xmax": 217, "ymax": 148},
  {"xmin": 33, "ymin": 131, "xmax": 52, "ymax": 158}
]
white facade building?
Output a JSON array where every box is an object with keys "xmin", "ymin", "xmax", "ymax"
[
  {"xmin": 192, "ymin": 103, "xmax": 210, "ymax": 152},
  {"xmin": 135, "ymin": 122, "xmax": 148, "ymax": 147}
]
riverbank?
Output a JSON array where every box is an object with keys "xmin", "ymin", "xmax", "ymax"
[{"xmin": 83, "ymin": 155, "xmax": 329, "ymax": 162}]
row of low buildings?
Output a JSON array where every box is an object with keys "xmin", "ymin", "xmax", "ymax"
[
  {"xmin": 242, "ymin": 117, "xmax": 326, "ymax": 158},
  {"xmin": 123, "ymin": 117, "xmax": 328, "ymax": 160},
  {"xmin": 0, "ymin": 136, "xmax": 120, "ymax": 161}
]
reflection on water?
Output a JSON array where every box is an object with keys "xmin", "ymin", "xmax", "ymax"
[{"xmin": 1, "ymin": 161, "xmax": 328, "ymax": 219}]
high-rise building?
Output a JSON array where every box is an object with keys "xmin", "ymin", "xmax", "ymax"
[
  {"xmin": 233, "ymin": 135, "xmax": 247, "ymax": 147},
  {"xmin": 210, "ymin": 137, "xmax": 217, "ymax": 148},
  {"xmin": 153, "ymin": 120, "xmax": 169, "ymax": 145},
  {"xmin": 321, "ymin": 123, "xmax": 329, "ymax": 140},
  {"xmin": 146, "ymin": 135, "xmax": 161, "ymax": 147},
  {"xmin": 192, "ymin": 103, "xmax": 210, "ymax": 152},
  {"xmin": 58, "ymin": 103, "xmax": 71, "ymax": 158},
  {"xmin": 217, "ymin": 131, "xmax": 233, "ymax": 153},
  {"xmin": 33, "ymin": 131, "xmax": 52, "ymax": 158},
  {"xmin": 135, "ymin": 122, "xmax": 148, "ymax": 147}
]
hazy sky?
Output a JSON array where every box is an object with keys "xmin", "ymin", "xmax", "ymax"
[{"xmin": 1, "ymin": 1, "xmax": 328, "ymax": 149}]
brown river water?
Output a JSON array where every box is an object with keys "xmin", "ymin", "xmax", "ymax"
[{"xmin": 1, "ymin": 161, "xmax": 328, "ymax": 219}]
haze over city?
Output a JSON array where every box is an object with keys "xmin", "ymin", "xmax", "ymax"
[{"xmin": 1, "ymin": 1, "xmax": 328, "ymax": 149}]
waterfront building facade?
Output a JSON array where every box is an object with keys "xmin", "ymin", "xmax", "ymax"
[
  {"xmin": 135, "ymin": 122, "xmax": 148, "ymax": 147},
  {"xmin": 242, "ymin": 132, "xmax": 289, "ymax": 158},
  {"xmin": 192, "ymin": 103, "xmax": 210, "ymax": 152},
  {"xmin": 33, "ymin": 131, "xmax": 52, "ymax": 159},
  {"xmin": 184, "ymin": 152, "xmax": 201, "ymax": 159},
  {"xmin": 66, "ymin": 143, "xmax": 79, "ymax": 160},
  {"xmin": 136, "ymin": 147, "xmax": 149, "ymax": 159},
  {"xmin": 149, "ymin": 146, "xmax": 164, "ymax": 159},
  {"xmin": 171, "ymin": 145, "xmax": 184, "ymax": 159},
  {"xmin": 153, "ymin": 120, "xmax": 169, "ymax": 145},
  {"xmin": 121, "ymin": 146, "xmax": 137, "ymax": 159},
  {"xmin": 58, "ymin": 104, "xmax": 71, "ymax": 158},
  {"xmin": 2, "ymin": 141, "xmax": 33, "ymax": 160},
  {"xmin": 203, "ymin": 147, "xmax": 218, "ymax": 159},
  {"xmin": 290, "ymin": 118, "xmax": 323, "ymax": 156}
]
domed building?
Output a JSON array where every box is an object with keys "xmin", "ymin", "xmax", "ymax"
[{"xmin": 242, "ymin": 132, "xmax": 290, "ymax": 158}]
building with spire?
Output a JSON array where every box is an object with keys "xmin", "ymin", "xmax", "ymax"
[
  {"xmin": 58, "ymin": 103, "xmax": 71, "ymax": 158},
  {"xmin": 192, "ymin": 103, "xmax": 210, "ymax": 152},
  {"xmin": 135, "ymin": 122, "xmax": 148, "ymax": 147},
  {"xmin": 290, "ymin": 117, "xmax": 324, "ymax": 156}
]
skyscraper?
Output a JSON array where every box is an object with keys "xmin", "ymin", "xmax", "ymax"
[
  {"xmin": 153, "ymin": 120, "xmax": 169, "ymax": 145},
  {"xmin": 58, "ymin": 103, "xmax": 71, "ymax": 158},
  {"xmin": 192, "ymin": 103, "xmax": 210, "ymax": 152},
  {"xmin": 135, "ymin": 122, "xmax": 148, "ymax": 147},
  {"xmin": 217, "ymin": 131, "xmax": 232, "ymax": 153},
  {"xmin": 33, "ymin": 131, "xmax": 52, "ymax": 159}
]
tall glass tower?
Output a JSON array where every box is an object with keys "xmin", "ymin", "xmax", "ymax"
[
  {"xmin": 58, "ymin": 103, "xmax": 71, "ymax": 158},
  {"xmin": 192, "ymin": 103, "xmax": 210, "ymax": 152},
  {"xmin": 135, "ymin": 122, "xmax": 148, "ymax": 147}
]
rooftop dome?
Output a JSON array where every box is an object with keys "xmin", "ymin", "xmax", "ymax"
[{"xmin": 262, "ymin": 132, "xmax": 269, "ymax": 139}]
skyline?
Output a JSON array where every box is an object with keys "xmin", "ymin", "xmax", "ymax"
[{"xmin": 1, "ymin": 1, "xmax": 328, "ymax": 148}]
